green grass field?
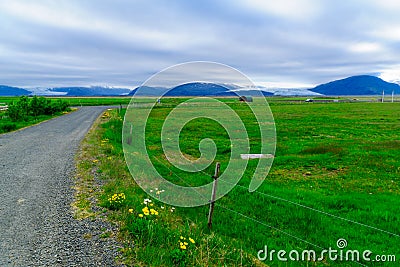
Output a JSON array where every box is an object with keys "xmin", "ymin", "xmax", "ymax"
[
  {"xmin": 0, "ymin": 96, "xmax": 130, "ymax": 133},
  {"xmin": 0, "ymin": 96, "xmax": 72, "ymax": 134},
  {"xmin": 0, "ymin": 96, "xmax": 132, "ymax": 106},
  {"xmin": 0, "ymin": 111, "xmax": 72, "ymax": 134},
  {"xmin": 76, "ymin": 98, "xmax": 399, "ymax": 266}
]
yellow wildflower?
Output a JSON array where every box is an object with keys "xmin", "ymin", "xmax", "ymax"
[
  {"xmin": 138, "ymin": 214, "xmax": 144, "ymax": 218},
  {"xmin": 149, "ymin": 208, "xmax": 159, "ymax": 215},
  {"xmin": 128, "ymin": 209, "xmax": 133, "ymax": 213},
  {"xmin": 142, "ymin": 206, "xmax": 150, "ymax": 215},
  {"xmin": 189, "ymin": 237, "xmax": 195, "ymax": 244}
]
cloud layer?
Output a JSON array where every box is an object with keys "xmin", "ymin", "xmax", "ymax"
[{"xmin": 0, "ymin": 0, "xmax": 399, "ymax": 88}]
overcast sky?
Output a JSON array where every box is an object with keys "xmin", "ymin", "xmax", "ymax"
[{"xmin": 1, "ymin": 0, "xmax": 400, "ymax": 88}]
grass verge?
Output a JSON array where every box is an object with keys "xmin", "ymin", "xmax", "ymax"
[{"xmin": 0, "ymin": 109, "xmax": 76, "ymax": 134}]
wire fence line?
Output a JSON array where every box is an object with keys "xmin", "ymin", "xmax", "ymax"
[{"xmin": 148, "ymin": 154, "xmax": 398, "ymax": 264}]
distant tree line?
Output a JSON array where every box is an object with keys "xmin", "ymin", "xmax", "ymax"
[{"xmin": 7, "ymin": 96, "xmax": 70, "ymax": 121}]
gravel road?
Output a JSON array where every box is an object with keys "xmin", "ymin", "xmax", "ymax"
[{"xmin": 0, "ymin": 107, "xmax": 122, "ymax": 267}]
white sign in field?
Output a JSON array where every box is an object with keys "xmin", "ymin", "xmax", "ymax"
[{"xmin": 240, "ymin": 154, "xmax": 274, "ymax": 159}]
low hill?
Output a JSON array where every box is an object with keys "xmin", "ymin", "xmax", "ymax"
[
  {"xmin": 0, "ymin": 85, "xmax": 31, "ymax": 96},
  {"xmin": 311, "ymin": 75, "xmax": 400, "ymax": 95}
]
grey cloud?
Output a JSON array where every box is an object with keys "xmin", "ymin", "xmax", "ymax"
[{"xmin": 0, "ymin": 0, "xmax": 400, "ymax": 88}]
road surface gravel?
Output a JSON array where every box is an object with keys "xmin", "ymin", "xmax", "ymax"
[{"xmin": 0, "ymin": 107, "xmax": 122, "ymax": 266}]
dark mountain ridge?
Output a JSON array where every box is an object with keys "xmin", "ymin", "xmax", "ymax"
[
  {"xmin": 49, "ymin": 86, "xmax": 131, "ymax": 96},
  {"xmin": 130, "ymin": 82, "xmax": 273, "ymax": 96},
  {"xmin": 0, "ymin": 85, "xmax": 32, "ymax": 96},
  {"xmin": 311, "ymin": 75, "xmax": 400, "ymax": 95}
]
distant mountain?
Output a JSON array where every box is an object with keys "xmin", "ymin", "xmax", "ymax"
[
  {"xmin": 49, "ymin": 86, "xmax": 132, "ymax": 96},
  {"xmin": 128, "ymin": 86, "xmax": 166, "ymax": 96},
  {"xmin": 167, "ymin": 83, "xmax": 235, "ymax": 96},
  {"xmin": 227, "ymin": 89, "xmax": 273, "ymax": 96},
  {"xmin": 4, "ymin": 75, "xmax": 398, "ymax": 97},
  {"xmin": 310, "ymin": 75, "xmax": 400, "ymax": 95},
  {"xmin": 130, "ymin": 82, "xmax": 273, "ymax": 96},
  {"xmin": 0, "ymin": 85, "xmax": 31, "ymax": 96},
  {"xmin": 267, "ymin": 88, "xmax": 321, "ymax": 96}
]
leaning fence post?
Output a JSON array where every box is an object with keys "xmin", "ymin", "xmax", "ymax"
[
  {"xmin": 208, "ymin": 162, "xmax": 220, "ymax": 229},
  {"xmin": 127, "ymin": 124, "xmax": 133, "ymax": 145}
]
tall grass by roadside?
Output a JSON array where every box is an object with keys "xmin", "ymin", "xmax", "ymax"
[
  {"xmin": 0, "ymin": 96, "xmax": 131, "ymax": 107},
  {"xmin": 0, "ymin": 96, "xmax": 71, "ymax": 133}
]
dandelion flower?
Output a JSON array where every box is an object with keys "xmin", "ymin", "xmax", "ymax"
[
  {"xmin": 149, "ymin": 208, "xmax": 158, "ymax": 215},
  {"xmin": 138, "ymin": 214, "xmax": 144, "ymax": 218},
  {"xmin": 179, "ymin": 241, "xmax": 187, "ymax": 250},
  {"xmin": 142, "ymin": 206, "xmax": 150, "ymax": 215},
  {"xmin": 128, "ymin": 209, "xmax": 133, "ymax": 213},
  {"xmin": 189, "ymin": 238, "xmax": 195, "ymax": 244},
  {"xmin": 184, "ymin": 242, "xmax": 188, "ymax": 245}
]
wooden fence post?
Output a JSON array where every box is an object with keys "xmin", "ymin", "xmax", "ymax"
[
  {"xmin": 208, "ymin": 162, "xmax": 220, "ymax": 229},
  {"xmin": 127, "ymin": 124, "xmax": 133, "ymax": 145}
]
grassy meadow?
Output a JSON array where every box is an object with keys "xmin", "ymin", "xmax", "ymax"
[
  {"xmin": 0, "ymin": 96, "xmax": 130, "ymax": 133},
  {"xmin": 75, "ymin": 98, "xmax": 399, "ymax": 266},
  {"xmin": 0, "ymin": 96, "xmax": 71, "ymax": 134},
  {"xmin": 0, "ymin": 96, "xmax": 132, "ymax": 107}
]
